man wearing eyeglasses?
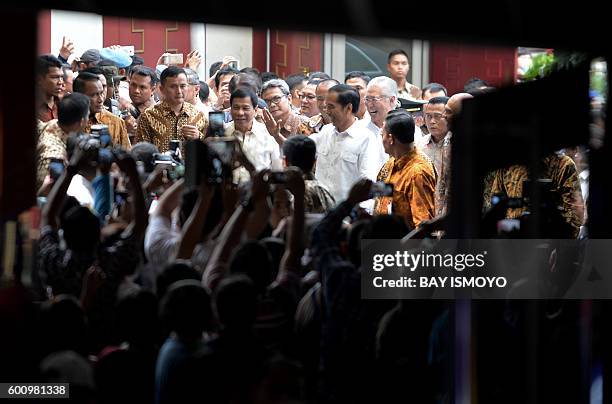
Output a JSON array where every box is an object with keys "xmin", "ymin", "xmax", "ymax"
[
  {"xmin": 261, "ymin": 79, "xmax": 311, "ymax": 145},
  {"xmin": 299, "ymin": 80, "xmax": 320, "ymax": 118}
]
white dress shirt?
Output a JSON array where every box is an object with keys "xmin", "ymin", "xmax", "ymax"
[
  {"xmin": 225, "ymin": 119, "xmax": 282, "ymax": 183},
  {"xmin": 310, "ymin": 118, "xmax": 382, "ymax": 203},
  {"xmin": 357, "ymin": 117, "xmax": 389, "ymax": 170}
]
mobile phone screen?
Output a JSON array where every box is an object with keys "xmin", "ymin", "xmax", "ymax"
[{"xmin": 208, "ymin": 111, "xmax": 226, "ymax": 137}]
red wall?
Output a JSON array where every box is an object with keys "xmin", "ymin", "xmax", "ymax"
[
  {"xmin": 103, "ymin": 17, "xmax": 191, "ymax": 68},
  {"xmin": 269, "ymin": 30, "xmax": 322, "ymax": 78},
  {"xmin": 37, "ymin": 10, "xmax": 51, "ymax": 55},
  {"xmin": 430, "ymin": 42, "xmax": 517, "ymax": 94}
]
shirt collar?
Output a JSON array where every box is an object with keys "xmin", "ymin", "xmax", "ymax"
[
  {"xmin": 160, "ymin": 101, "xmax": 187, "ymax": 118},
  {"xmin": 336, "ymin": 118, "xmax": 359, "ymax": 137}
]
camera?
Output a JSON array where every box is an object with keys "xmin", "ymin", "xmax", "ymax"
[
  {"xmin": 184, "ymin": 139, "xmax": 229, "ymax": 189},
  {"xmin": 153, "ymin": 152, "xmax": 184, "ymax": 180},
  {"xmin": 162, "ymin": 53, "xmax": 183, "ymax": 66},
  {"xmin": 369, "ymin": 181, "xmax": 394, "ymax": 198}
]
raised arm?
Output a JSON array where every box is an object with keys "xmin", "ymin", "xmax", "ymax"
[{"xmin": 175, "ymin": 181, "xmax": 215, "ymax": 259}]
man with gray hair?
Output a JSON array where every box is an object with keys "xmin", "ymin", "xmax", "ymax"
[
  {"xmin": 261, "ymin": 78, "xmax": 311, "ymax": 145},
  {"xmin": 184, "ymin": 68, "xmax": 209, "ymax": 114}
]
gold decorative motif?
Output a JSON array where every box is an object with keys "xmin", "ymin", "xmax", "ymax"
[
  {"xmin": 298, "ymin": 33, "xmax": 311, "ymax": 73},
  {"xmin": 131, "ymin": 19, "xmax": 145, "ymax": 54},
  {"xmin": 274, "ymin": 30, "xmax": 287, "ymax": 77},
  {"xmin": 165, "ymin": 22, "xmax": 179, "ymax": 53}
]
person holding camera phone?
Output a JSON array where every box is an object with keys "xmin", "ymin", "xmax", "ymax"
[
  {"xmin": 135, "ymin": 66, "xmax": 208, "ymax": 153},
  {"xmin": 373, "ymin": 109, "xmax": 436, "ymax": 230},
  {"xmin": 37, "ymin": 93, "xmax": 91, "ymax": 190},
  {"xmin": 224, "ymin": 87, "xmax": 282, "ymax": 184}
]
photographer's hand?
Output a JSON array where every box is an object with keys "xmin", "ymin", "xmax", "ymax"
[
  {"xmin": 184, "ymin": 50, "xmax": 202, "ymax": 70},
  {"xmin": 347, "ymin": 178, "xmax": 373, "ymax": 206}
]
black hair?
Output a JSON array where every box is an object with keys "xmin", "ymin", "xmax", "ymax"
[
  {"xmin": 58, "ymin": 93, "xmax": 90, "ymax": 126},
  {"xmin": 422, "ymin": 82, "xmax": 448, "ymax": 97},
  {"xmin": 160, "ymin": 65, "xmax": 186, "ymax": 85},
  {"xmin": 427, "ymin": 96, "xmax": 450, "ymax": 106},
  {"xmin": 37, "ymin": 54, "xmax": 62, "ymax": 77},
  {"xmin": 82, "ymin": 66, "xmax": 104, "ymax": 76},
  {"xmin": 230, "ymin": 87, "xmax": 258, "ymax": 108},
  {"xmin": 260, "ymin": 71, "xmax": 280, "ymax": 84},
  {"xmin": 130, "ymin": 142, "xmax": 159, "ymax": 173},
  {"xmin": 308, "ymin": 71, "xmax": 331, "ymax": 81},
  {"xmin": 160, "ymin": 280, "xmax": 212, "ymax": 339},
  {"xmin": 385, "ymin": 109, "xmax": 415, "ymax": 144},
  {"xmin": 344, "ymin": 71, "xmax": 371, "ymax": 85},
  {"xmin": 130, "ymin": 65, "xmax": 159, "ymax": 87},
  {"xmin": 328, "ymin": 84, "xmax": 360, "ymax": 115},
  {"xmin": 463, "ymin": 77, "xmax": 489, "ymax": 93},
  {"xmin": 240, "ymin": 66, "xmax": 261, "ymax": 77},
  {"xmin": 282, "ymin": 135, "xmax": 316, "ymax": 173},
  {"xmin": 209, "ymin": 61, "xmax": 223, "ymax": 78},
  {"xmin": 387, "ymin": 49, "xmax": 409, "ymax": 63},
  {"xmin": 214, "ymin": 67, "xmax": 240, "ymax": 90},
  {"xmin": 61, "ymin": 205, "xmax": 101, "ymax": 252},
  {"xmin": 198, "ymin": 81, "xmax": 210, "ymax": 102},
  {"xmin": 228, "ymin": 240, "xmax": 273, "ymax": 294},
  {"xmin": 228, "ymin": 72, "xmax": 262, "ymax": 95},
  {"xmin": 156, "ymin": 260, "xmax": 201, "ymax": 299},
  {"xmin": 285, "ymin": 73, "xmax": 307, "ymax": 91},
  {"xmin": 315, "ymin": 78, "xmax": 340, "ymax": 91},
  {"xmin": 73, "ymin": 72, "xmax": 101, "ymax": 94},
  {"xmin": 213, "ymin": 275, "xmax": 257, "ymax": 330}
]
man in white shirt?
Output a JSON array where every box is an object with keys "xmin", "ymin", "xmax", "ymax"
[
  {"xmin": 224, "ymin": 87, "xmax": 281, "ymax": 183},
  {"xmin": 310, "ymin": 84, "xmax": 383, "ymax": 203}
]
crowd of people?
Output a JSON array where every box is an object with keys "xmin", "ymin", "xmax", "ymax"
[{"xmin": 15, "ymin": 36, "xmax": 594, "ymax": 402}]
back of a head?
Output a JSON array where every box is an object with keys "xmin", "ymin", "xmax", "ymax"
[
  {"xmin": 308, "ymin": 71, "xmax": 331, "ymax": 81},
  {"xmin": 116, "ymin": 290, "xmax": 159, "ymax": 346},
  {"xmin": 61, "ymin": 205, "xmax": 101, "ymax": 252},
  {"xmin": 37, "ymin": 54, "xmax": 62, "ymax": 77},
  {"xmin": 282, "ymin": 135, "xmax": 316, "ymax": 173},
  {"xmin": 347, "ymin": 219, "xmax": 370, "ymax": 268},
  {"xmin": 58, "ymin": 93, "xmax": 90, "ymax": 127},
  {"xmin": 198, "ymin": 81, "xmax": 210, "ymax": 102},
  {"xmin": 130, "ymin": 142, "xmax": 159, "ymax": 174},
  {"xmin": 160, "ymin": 280, "xmax": 212, "ymax": 339},
  {"xmin": 156, "ymin": 260, "xmax": 201, "ymax": 299},
  {"xmin": 228, "ymin": 240, "xmax": 273, "ymax": 294},
  {"xmin": 463, "ymin": 77, "xmax": 489, "ymax": 93},
  {"xmin": 41, "ymin": 295, "xmax": 87, "ymax": 355},
  {"xmin": 214, "ymin": 275, "xmax": 258, "ymax": 331},
  {"xmin": 385, "ymin": 109, "xmax": 415, "ymax": 144},
  {"xmin": 363, "ymin": 214, "xmax": 409, "ymax": 239},
  {"xmin": 261, "ymin": 71, "xmax": 280, "ymax": 83},
  {"xmin": 228, "ymin": 72, "xmax": 262, "ymax": 96}
]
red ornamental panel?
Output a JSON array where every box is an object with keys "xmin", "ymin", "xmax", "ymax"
[
  {"xmin": 269, "ymin": 30, "xmax": 322, "ymax": 78},
  {"xmin": 103, "ymin": 17, "xmax": 191, "ymax": 68}
]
